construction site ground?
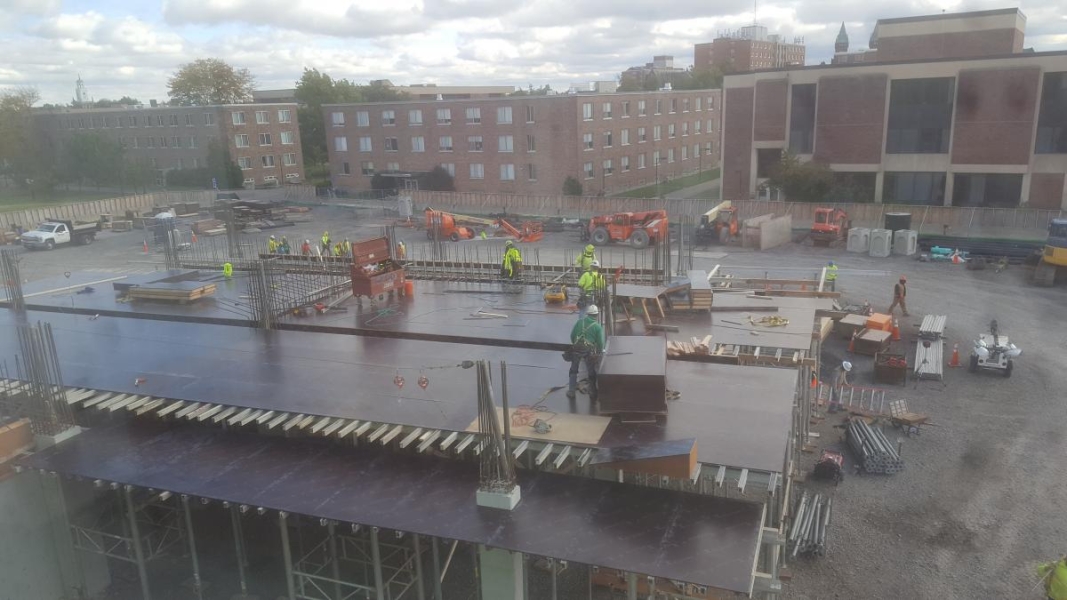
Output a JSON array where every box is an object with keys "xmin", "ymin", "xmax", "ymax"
[{"xmin": 8, "ymin": 203, "xmax": 1067, "ymax": 600}]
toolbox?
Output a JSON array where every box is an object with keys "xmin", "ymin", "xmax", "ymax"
[
  {"xmin": 350, "ymin": 236, "xmax": 405, "ymax": 299},
  {"xmin": 874, "ymin": 352, "xmax": 908, "ymax": 385}
]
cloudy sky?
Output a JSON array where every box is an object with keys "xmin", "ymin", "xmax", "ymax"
[{"xmin": 2, "ymin": 0, "xmax": 1065, "ymax": 105}]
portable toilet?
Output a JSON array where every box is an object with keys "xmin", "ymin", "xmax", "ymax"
[
  {"xmin": 869, "ymin": 228, "xmax": 893, "ymax": 258},
  {"xmin": 847, "ymin": 227, "xmax": 871, "ymax": 253},
  {"xmin": 893, "ymin": 230, "xmax": 918, "ymax": 256}
]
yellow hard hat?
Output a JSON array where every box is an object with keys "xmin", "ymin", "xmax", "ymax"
[{"xmin": 585, "ymin": 244, "xmax": 595, "ymax": 253}]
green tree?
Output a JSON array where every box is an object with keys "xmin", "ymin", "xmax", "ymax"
[
  {"xmin": 63, "ymin": 133, "xmax": 125, "ymax": 190},
  {"xmin": 617, "ymin": 74, "xmax": 643, "ymax": 92},
  {"xmin": 0, "ymin": 87, "xmax": 56, "ymax": 198},
  {"xmin": 124, "ymin": 159, "xmax": 156, "ymax": 194},
  {"xmin": 642, "ymin": 72, "xmax": 661, "ymax": 91},
  {"xmin": 168, "ymin": 58, "xmax": 255, "ymax": 106},
  {"xmin": 206, "ymin": 139, "xmax": 243, "ymax": 189},
  {"xmin": 509, "ymin": 84, "xmax": 554, "ymax": 96},
  {"xmin": 563, "ymin": 176, "xmax": 583, "ymax": 196},
  {"xmin": 674, "ymin": 67, "xmax": 724, "ymax": 90},
  {"xmin": 93, "ymin": 96, "xmax": 141, "ymax": 108},
  {"xmin": 765, "ymin": 151, "xmax": 835, "ymax": 203},
  {"xmin": 421, "ymin": 165, "xmax": 455, "ymax": 191}
]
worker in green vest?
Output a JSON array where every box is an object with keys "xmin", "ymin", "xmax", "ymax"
[
  {"xmin": 574, "ymin": 244, "xmax": 597, "ymax": 271},
  {"xmin": 501, "ymin": 240, "xmax": 522, "ymax": 280},
  {"xmin": 566, "ymin": 305, "xmax": 605, "ymax": 402},
  {"xmin": 321, "ymin": 231, "xmax": 330, "ymax": 253},
  {"xmin": 577, "ymin": 260, "xmax": 606, "ymax": 318},
  {"xmin": 826, "ymin": 261, "xmax": 838, "ymax": 291},
  {"xmin": 223, "ymin": 262, "xmax": 233, "ymax": 279},
  {"xmin": 1038, "ymin": 555, "xmax": 1067, "ymax": 600}
]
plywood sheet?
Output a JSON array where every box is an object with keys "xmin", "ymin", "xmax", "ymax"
[{"xmin": 466, "ymin": 408, "xmax": 611, "ymax": 446}]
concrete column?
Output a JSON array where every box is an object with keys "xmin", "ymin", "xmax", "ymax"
[
  {"xmin": 478, "ymin": 545, "xmax": 525, "ymax": 600},
  {"xmin": 943, "ymin": 173, "xmax": 955, "ymax": 207},
  {"xmin": 874, "ymin": 171, "xmax": 885, "ymax": 204}
]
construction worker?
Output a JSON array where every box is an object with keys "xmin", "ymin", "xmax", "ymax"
[
  {"xmin": 396, "ymin": 240, "xmax": 407, "ymax": 260},
  {"xmin": 267, "ymin": 235, "xmax": 278, "ymax": 253},
  {"xmin": 501, "ymin": 240, "xmax": 522, "ymax": 280},
  {"xmin": 279, "ymin": 236, "xmax": 291, "ymax": 255},
  {"xmin": 1038, "ymin": 555, "xmax": 1067, "ymax": 600},
  {"xmin": 577, "ymin": 260, "xmax": 606, "ymax": 318},
  {"xmin": 301, "ymin": 239, "xmax": 311, "ymax": 256},
  {"xmin": 321, "ymin": 231, "xmax": 330, "ymax": 253},
  {"xmin": 888, "ymin": 275, "xmax": 909, "ymax": 317},
  {"xmin": 575, "ymin": 244, "xmax": 597, "ymax": 271},
  {"xmin": 826, "ymin": 261, "xmax": 838, "ymax": 292},
  {"xmin": 333, "ymin": 241, "xmax": 344, "ymax": 257},
  {"xmin": 343, "ymin": 237, "xmax": 351, "ymax": 257},
  {"xmin": 566, "ymin": 304, "xmax": 605, "ymax": 402},
  {"xmin": 830, "ymin": 361, "xmax": 851, "ymax": 412},
  {"xmin": 222, "ymin": 262, "xmax": 233, "ymax": 279}
]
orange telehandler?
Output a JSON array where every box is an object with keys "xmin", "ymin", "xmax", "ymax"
[{"xmin": 423, "ymin": 208, "xmax": 543, "ymax": 242}]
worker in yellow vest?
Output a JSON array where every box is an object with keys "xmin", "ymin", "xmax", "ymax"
[
  {"xmin": 577, "ymin": 261, "xmax": 606, "ymax": 318},
  {"xmin": 321, "ymin": 231, "xmax": 330, "ymax": 253},
  {"xmin": 575, "ymin": 244, "xmax": 597, "ymax": 271},
  {"xmin": 501, "ymin": 240, "xmax": 522, "ymax": 279},
  {"xmin": 267, "ymin": 235, "xmax": 278, "ymax": 253},
  {"xmin": 343, "ymin": 238, "xmax": 351, "ymax": 257},
  {"xmin": 826, "ymin": 261, "xmax": 838, "ymax": 291},
  {"xmin": 1038, "ymin": 555, "xmax": 1067, "ymax": 600}
]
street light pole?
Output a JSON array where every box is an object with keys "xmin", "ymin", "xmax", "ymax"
[{"xmin": 655, "ymin": 158, "xmax": 660, "ymax": 199}]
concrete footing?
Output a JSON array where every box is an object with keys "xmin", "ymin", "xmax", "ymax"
[{"xmin": 476, "ymin": 485, "xmax": 521, "ymax": 510}]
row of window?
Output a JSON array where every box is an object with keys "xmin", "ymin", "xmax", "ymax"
[
  {"xmin": 341, "ymin": 161, "xmax": 534, "ymax": 181},
  {"xmin": 581, "ymin": 121, "xmax": 715, "ymax": 149},
  {"xmin": 64, "ymin": 109, "xmax": 292, "ymax": 130},
  {"xmin": 119, "ymin": 136, "xmax": 200, "ymax": 149},
  {"xmin": 235, "ymin": 132, "xmax": 295, "ymax": 147},
  {"xmin": 243, "ymin": 174, "xmax": 302, "ymax": 185},
  {"xmin": 236, "ymin": 153, "xmax": 299, "ymax": 170},
  {"xmin": 580, "ymin": 96, "xmax": 716, "ymax": 121},
  {"xmin": 583, "ymin": 143, "xmax": 713, "ymax": 179}
]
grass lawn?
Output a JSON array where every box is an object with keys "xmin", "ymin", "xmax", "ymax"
[
  {"xmin": 0, "ymin": 189, "xmax": 125, "ymax": 212},
  {"xmin": 612, "ymin": 168, "xmax": 721, "ymax": 199}
]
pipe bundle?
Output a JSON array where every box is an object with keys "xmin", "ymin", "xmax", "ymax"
[
  {"xmin": 789, "ymin": 491, "xmax": 831, "ymax": 557},
  {"xmin": 847, "ymin": 419, "xmax": 904, "ymax": 474}
]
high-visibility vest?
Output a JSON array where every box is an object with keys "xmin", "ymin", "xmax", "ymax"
[
  {"xmin": 826, "ymin": 264, "xmax": 838, "ymax": 281},
  {"xmin": 579, "ymin": 271, "xmax": 605, "ymax": 292}
]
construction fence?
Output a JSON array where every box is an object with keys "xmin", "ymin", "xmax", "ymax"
[
  {"xmin": 0, "ymin": 191, "xmax": 214, "ymax": 231},
  {"xmin": 408, "ymin": 191, "xmax": 1064, "ymax": 236}
]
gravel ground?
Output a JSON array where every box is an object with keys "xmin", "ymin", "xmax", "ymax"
[{"xmin": 7, "ymin": 205, "xmax": 1067, "ymax": 600}]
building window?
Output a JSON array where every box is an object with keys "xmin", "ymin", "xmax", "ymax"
[
  {"xmin": 204, "ymin": 113, "xmax": 215, "ymax": 126},
  {"xmin": 238, "ymin": 157, "xmax": 252, "ymax": 170},
  {"xmin": 695, "ymin": 97, "xmax": 702, "ymax": 111},
  {"xmin": 621, "ymin": 129, "xmax": 630, "ymax": 145},
  {"xmin": 468, "ymin": 136, "xmax": 484, "ymax": 152},
  {"xmin": 789, "ymin": 84, "xmax": 816, "ymax": 154},
  {"xmin": 682, "ymin": 145, "xmax": 688, "ymax": 160},
  {"xmin": 131, "ymin": 137, "xmax": 139, "ymax": 149},
  {"xmin": 385, "ymin": 138, "xmax": 399, "ymax": 152},
  {"xmin": 683, "ymin": 98, "xmax": 690, "ymax": 112},
  {"xmin": 262, "ymin": 155, "xmax": 276, "ymax": 168},
  {"xmin": 232, "ymin": 112, "xmax": 246, "ymax": 125},
  {"xmin": 622, "ymin": 101, "xmax": 630, "ymax": 117},
  {"xmin": 582, "ymin": 103, "xmax": 593, "ymax": 120},
  {"xmin": 156, "ymin": 115, "xmax": 164, "ymax": 126},
  {"xmin": 235, "ymin": 134, "xmax": 249, "ymax": 148},
  {"xmin": 653, "ymin": 150, "xmax": 661, "ymax": 165},
  {"xmin": 342, "ymin": 162, "xmax": 351, "ymax": 175},
  {"xmin": 693, "ymin": 143, "xmax": 700, "ymax": 158},
  {"xmin": 361, "ymin": 161, "xmax": 375, "ymax": 175},
  {"xmin": 668, "ymin": 124, "xmax": 676, "ymax": 138},
  {"xmin": 382, "ymin": 110, "xmax": 396, "ymax": 126},
  {"xmin": 584, "ymin": 162, "xmax": 594, "ymax": 179},
  {"xmin": 359, "ymin": 137, "xmax": 372, "ymax": 152},
  {"xmin": 653, "ymin": 126, "xmax": 662, "ymax": 141},
  {"xmin": 525, "ymin": 105, "xmax": 534, "ymax": 123},
  {"xmin": 466, "ymin": 107, "xmax": 481, "ymax": 124},
  {"xmin": 283, "ymin": 153, "xmax": 297, "ymax": 166},
  {"xmin": 667, "ymin": 148, "xmax": 675, "ymax": 163},
  {"xmin": 621, "ymin": 156, "xmax": 630, "ymax": 172},
  {"xmin": 412, "ymin": 136, "xmax": 425, "ymax": 152},
  {"xmin": 442, "ymin": 163, "xmax": 455, "ymax": 177},
  {"xmin": 193, "ymin": 158, "xmax": 200, "ymax": 168},
  {"xmin": 638, "ymin": 127, "xmax": 646, "ymax": 143},
  {"xmin": 146, "ymin": 137, "xmax": 155, "ymax": 148},
  {"xmin": 707, "ymin": 96, "xmax": 715, "ymax": 109},
  {"xmin": 356, "ymin": 111, "xmax": 369, "ymax": 127},
  {"xmin": 526, "ymin": 135, "xmax": 536, "ymax": 152},
  {"xmin": 334, "ymin": 136, "xmax": 348, "ymax": 152},
  {"xmin": 280, "ymin": 131, "xmax": 294, "ymax": 145},
  {"xmin": 409, "ymin": 109, "xmax": 423, "ymax": 125},
  {"xmin": 437, "ymin": 108, "xmax": 451, "ymax": 124},
  {"xmin": 603, "ymin": 131, "xmax": 613, "ymax": 147},
  {"xmin": 170, "ymin": 115, "xmax": 179, "ymax": 126},
  {"xmin": 694, "ymin": 120, "xmax": 701, "ymax": 134},
  {"xmin": 682, "ymin": 122, "xmax": 688, "ymax": 137},
  {"xmin": 638, "ymin": 154, "xmax": 646, "ymax": 169},
  {"xmin": 242, "ymin": 177, "xmax": 254, "ymax": 185},
  {"xmin": 171, "ymin": 136, "xmax": 182, "ymax": 148},
  {"xmin": 259, "ymin": 133, "xmax": 272, "ymax": 146},
  {"xmin": 332, "ymin": 112, "xmax": 345, "ymax": 127},
  {"xmin": 184, "ymin": 114, "xmax": 194, "ymax": 126},
  {"xmin": 500, "ymin": 164, "xmax": 515, "ymax": 180},
  {"xmin": 1036, "ymin": 72, "xmax": 1067, "ymax": 154},
  {"xmin": 498, "ymin": 135, "xmax": 514, "ymax": 153},
  {"xmin": 670, "ymin": 98, "xmax": 677, "ymax": 113},
  {"xmin": 278, "ymin": 109, "xmax": 292, "ymax": 123},
  {"xmin": 497, "ymin": 106, "xmax": 513, "ymax": 124},
  {"xmin": 255, "ymin": 111, "xmax": 269, "ymax": 124},
  {"xmin": 583, "ymin": 133, "xmax": 594, "ymax": 150},
  {"xmin": 655, "ymin": 99, "xmax": 662, "ymax": 115},
  {"xmin": 527, "ymin": 164, "xmax": 537, "ymax": 181},
  {"xmin": 470, "ymin": 163, "xmax": 484, "ymax": 179},
  {"xmin": 602, "ymin": 102, "xmax": 612, "ymax": 119},
  {"xmin": 177, "ymin": 158, "xmax": 184, "ymax": 170},
  {"xmin": 439, "ymin": 136, "xmax": 453, "ymax": 152},
  {"xmin": 386, "ymin": 162, "xmax": 399, "ymax": 172},
  {"xmin": 952, "ymin": 173, "xmax": 1022, "ymax": 207},
  {"xmin": 886, "ymin": 78, "xmax": 955, "ymax": 154},
  {"xmin": 602, "ymin": 159, "xmax": 613, "ymax": 176}
]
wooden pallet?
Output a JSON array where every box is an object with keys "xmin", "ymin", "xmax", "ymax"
[{"xmin": 127, "ymin": 284, "xmax": 216, "ymax": 303}]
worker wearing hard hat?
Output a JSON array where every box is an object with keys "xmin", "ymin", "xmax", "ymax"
[
  {"xmin": 575, "ymin": 244, "xmax": 597, "ymax": 271},
  {"xmin": 301, "ymin": 239, "xmax": 311, "ymax": 256},
  {"xmin": 566, "ymin": 304, "xmax": 605, "ymax": 402},
  {"xmin": 321, "ymin": 231, "xmax": 331, "ymax": 253},
  {"xmin": 501, "ymin": 240, "xmax": 523, "ymax": 280},
  {"xmin": 1038, "ymin": 555, "xmax": 1067, "ymax": 600},
  {"xmin": 267, "ymin": 235, "xmax": 278, "ymax": 253},
  {"xmin": 279, "ymin": 236, "xmax": 291, "ymax": 255},
  {"xmin": 830, "ymin": 361, "xmax": 852, "ymax": 412},
  {"xmin": 577, "ymin": 260, "xmax": 606, "ymax": 318},
  {"xmin": 888, "ymin": 275, "xmax": 909, "ymax": 317},
  {"xmin": 826, "ymin": 261, "xmax": 838, "ymax": 291}
]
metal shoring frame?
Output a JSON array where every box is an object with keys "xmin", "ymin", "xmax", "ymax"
[
  {"xmin": 549, "ymin": 557, "xmax": 557, "ymax": 600},
  {"xmin": 231, "ymin": 505, "xmax": 250, "ymax": 596},
  {"xmin": 328, "ymin": 521, "xmax": 342, "ymax": 600},
  {"xmin": 124, "ymin": 486, "xmax": 153, "ymax": 600},
  {"xmin": 139, "ymin": 499, "xmax": 185, "ymax": 560},
  {"xmin": 335, "ymin": 528, "xmax": 418, "ymax": 599},
  {"xmin": 181, "ymin": 495, "xmax": 204, "ymax": 600},
  {"xmin": 371, "ymin": 527, "xmax": 385, "ymax": 600},
  {"xmin": 411, "ymin": 534, "xmax": 425, "ymax": 600},
  {"xmin": 280, "ymin": 512, "xmax": 298, "ymax": 600},
  {"xmin": 626, "ymin": 572, "xmax": 637, "ymax": 600},
  {"xmin": 431, "ymin": 537, "xmax": 443, "ymax": 600},
  {"xmin": 292, "ymin": 533, "xmax": 375, "ymax": 600}
]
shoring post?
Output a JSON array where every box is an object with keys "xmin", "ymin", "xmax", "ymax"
[
  {"xmin": 123, "ymin": 486, "xmax": 152, "ymax": 600},
  {"xmin": 181, "ymin": 495, "xmax": 204, "ymax": 600},
  {"xmin": 279, "ymin": 512, "xmax": 296, "ymax": 600}
]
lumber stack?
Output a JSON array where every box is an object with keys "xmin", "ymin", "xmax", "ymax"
[
  {"xmin": 127, "ymin": 283, "xmax": 216, "ymax": 303},
  {"xmin": 667, "ymin": 336, "xmax": 713, "ymax": 358}
]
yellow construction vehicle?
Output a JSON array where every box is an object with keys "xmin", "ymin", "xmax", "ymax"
[
  {"xmin": 1033, "ymin": 218, "xmax": 1067, "ymax": 286},
  {"xmin": 694, "ymin": 201, "xmax": 738, "ymax": 245}
]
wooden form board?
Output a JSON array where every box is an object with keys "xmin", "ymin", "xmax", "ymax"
[{"xmin": 465, "ymin": 408, "xmax": 611, "ymax": 446}]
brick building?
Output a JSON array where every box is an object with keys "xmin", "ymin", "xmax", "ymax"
[
  {"xmin": 695, "ymin": 26, "xmax": 805, "ymax": 73},
  {"xmin": 35, "ymin": 103, "xmax": 305, "ymax": 188},
  {"xmin": 324, "ymin": 90, "xmax": 722, "ymax": 195},
  {"xmin": 721, "ymin": 10, "xmax": 1067, "ymax": 209}
]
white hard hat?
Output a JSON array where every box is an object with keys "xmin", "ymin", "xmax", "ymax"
[
  {"xmin": 590, "ymin": 260, "xmax": 600, "ymax": 268},
  {"xmin": 270, "ymin": 235, "xmax": 276, "ymax": 239},
  {"xmin": 586, "ymin": 304, "xmax": 599, "ymax": 316},
  {"xmin": 842, "ymin": 361, "xmax": 852, "ymax": 372}
]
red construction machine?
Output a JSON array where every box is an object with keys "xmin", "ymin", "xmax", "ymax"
[
  {"xmin": 423, "ymin": 208, "xmax": 543, "ymax": 242},
  {"xmin": 583, "ymin": 210, "xmax": 669, "ymax": 249},
  {"xmin": 810, "ymin": 207, "xmax": 850, "ymax": 247}
]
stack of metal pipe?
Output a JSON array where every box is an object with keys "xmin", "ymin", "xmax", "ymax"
[
  {"xmin": 847, "ymin": 419, "xmax": 904, "ymax": 474},
  {"xmin": 789, "ymin": 491, "xmax": 832, "ymax": 557}
]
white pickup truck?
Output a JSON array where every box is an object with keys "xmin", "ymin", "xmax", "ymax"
[{"xmin": 21, "ymin": 219, "xmax": 101, "ymax": 250}]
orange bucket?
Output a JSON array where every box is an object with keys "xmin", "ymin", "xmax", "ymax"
[{"xmin": 404, "ymin": 280, "xmax": 415, "ymax": 297}]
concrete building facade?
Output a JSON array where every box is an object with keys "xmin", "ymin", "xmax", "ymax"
[
  {"xmin": 35, "ymin": 104, "xmax": 305, "ymax": 187},
  {"xmin": 695, "ymin": 26, "xmax": 806, "ymax": 73},
  {"xmin": 721, "ymin": 50, "xmax": 1067, "ymax": 209},
  {"xmin": 325, "ymin": 90, "xmax": 722, "ymax": 195}
]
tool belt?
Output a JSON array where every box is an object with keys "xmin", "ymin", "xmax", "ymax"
[{"xmin": 562, "ymin": 340, "xmax": 597, "ymax": 362}]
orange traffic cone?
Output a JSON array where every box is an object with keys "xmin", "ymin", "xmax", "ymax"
[
  {"xmin": 848, "ymin": 333, "xmax": 856, "ymax": 353},
  {"xmin": 892, "ymin": 318, "xmax": 901, "ymax": 341},
  {"xmin": 949, "ymin": 343, "xmax": 961, "ymax": 367},
  {"xmin": 142, "ymin": 239, "xmax": 149, "ymax": 254},
  {"xmin": 191, "ymin": 231, "xmax": 198, "ymax": 244}
]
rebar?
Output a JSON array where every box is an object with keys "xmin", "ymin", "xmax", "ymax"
[
  {"xmin": 12, "ymin": 321, "xmax": 75, "ymax": 436},
  {"xmin": 477, "ymin": 361, "xmax": 516, "ymax": 493},
  {"xmin": 0, "ymin": 249, "xmax": 25, "ymax": 312}
]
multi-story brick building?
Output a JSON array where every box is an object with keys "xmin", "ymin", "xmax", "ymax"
[
  {"xmin": 721, "ymin": 10, "xmax": 1067, "ymax": 209},
  {"xmin": 34, "ymin": 103, "xmax": 305, "ymax": 188},
  {"xmin": 324, "ymin": 90, "xmax": 722, "ymax": 196},
  {"xmin": 695, "ymin": 26, "xmax": 805, "ymax": 73}
]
